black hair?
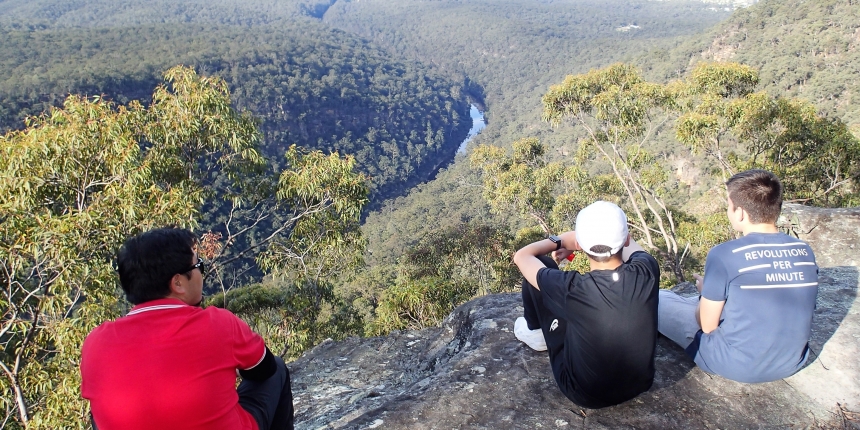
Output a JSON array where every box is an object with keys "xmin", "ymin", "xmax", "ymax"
[
  {"xmin": 725, "ymin": 169, "xmax": 783, "ymax": 224},
  {"xmin": 116, "ymin": 228, "xmax": 197, "ymax": 305},
  {"xmin": 586, "ymin": 245, "xmax": 623, "ymax": 263}
]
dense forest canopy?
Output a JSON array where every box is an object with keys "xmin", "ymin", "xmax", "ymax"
[
  {"xmin": 326, "ymin": 0, "xmax": 734, "ymax": 258},
  {"xmin": 0, "ymin": 0, "xmax": 339, "ymax": 26},
  {"xmin": 323, "ymin": 0, "xmax": 732, "ymax": 149},
  {"xmin": 0, "ymin": 21, "xmax": 470, "ymax": 203},
  {"xmin": 640, "ymin": 0, "xmax": 860, "ymax": 127},
  {"xmin": 3, "ymin": 0, "xmax": 860, "ymax": 427}
]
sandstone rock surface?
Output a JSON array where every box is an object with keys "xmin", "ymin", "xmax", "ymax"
[
  {"xmin": 291, "ymin": 206, "xmax": 860, "ymax": 429},
  {"xmin": 779, "ymin": 203, "xmax": 860, "ymax": 268}
]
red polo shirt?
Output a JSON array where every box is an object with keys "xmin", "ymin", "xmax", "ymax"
[{"xmin": 81, "ymin": 298, "xmax": 266, "ymax": 430}]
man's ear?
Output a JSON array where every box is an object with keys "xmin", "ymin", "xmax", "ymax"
[
  {"xmin": 624, "ymin": 233, "xmax": 631, "ymax": 247},
  {"xmin": 169, "ymin": 273, "xmax": 185, "ymax": 296}
]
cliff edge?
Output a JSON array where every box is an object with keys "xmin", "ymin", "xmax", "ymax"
[{"xmin": 290, "ymin": 205, "xmax": 860, "ymax": 429}]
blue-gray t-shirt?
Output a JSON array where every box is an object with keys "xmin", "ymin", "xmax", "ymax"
[{"xmin": 689, "ymin": 232, "xmax": 818, "ymax": 383}]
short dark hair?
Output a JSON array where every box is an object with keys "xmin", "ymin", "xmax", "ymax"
[
  {"xmin": 116, "ymin": 228, "xmax": 197, "ymax": 305},
  {"xmin": 586, "ymin": 245, "xmax": 623, "ymax": 263},
  {"xmin": 725, "ymin": 169, "xmax": 783, "ymax": 224}
]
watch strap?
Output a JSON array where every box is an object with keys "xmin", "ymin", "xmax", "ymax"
[{"xmin": 548, "ymin": 235, "xmax": 562, "ymax": 251}]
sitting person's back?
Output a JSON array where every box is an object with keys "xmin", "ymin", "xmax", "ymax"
[
  {"xmin": 513, "ymin": 201, "xmax": 660, "ymax": 408},
  {"xmin": 82, "ymin": 298, "xmax": 266, "ymax": 429},
  {"xmin": 539, "ymin": 251, "xmax": 659, "ymax": 406},
  {"xmin": 81, "ymin": 228, "xmax": 293, "ymax": 430},
  {"xmin": 683, "ymin": 231, "xmax": 817, "ymax": 382},
  {"xmin": 658, "ymin": 169, "xmax": 819, "ymax": 383}
]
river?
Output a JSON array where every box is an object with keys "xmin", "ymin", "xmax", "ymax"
[{"xmin": 457, "ymin": 104, "xmax": 486, "ymax": 154}]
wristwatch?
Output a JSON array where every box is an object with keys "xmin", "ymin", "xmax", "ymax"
[{"xmin": 548, "ymin": 235, "xmax": 562, "ymax": 250}]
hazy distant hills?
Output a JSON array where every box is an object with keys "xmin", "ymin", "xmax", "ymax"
[
  {"xmin": 0, "ymin": 0, "xmax": 336, "ymax": 27},
  {"xmin": 321, "ymin": 0, "xmax": 732, "ymax": 153},
  {"xmin": 650, "ymin": 0, "xmax": 759, "ymax": 10},
  {"xmin": 643, "ymin": 0, "xmax": 860, "ymax": 127}
]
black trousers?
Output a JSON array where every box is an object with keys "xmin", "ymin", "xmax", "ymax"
[
  {"xmin": 238, "ymin": 356, "xmax": 295, "ymax": 430},
  {"xmin": 520, "ymin": 255, "xmax": 584, "ymax": 406}
]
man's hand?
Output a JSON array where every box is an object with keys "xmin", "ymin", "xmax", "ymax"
[
  {"xmin": 552, "ymin": 248, "xmax": 574, "ymax": 263},
  {"xmin": 692, "ymin": 274, "xmax": 704, "ymax": 293},
  {"xmin": 552, "ymin": 231, "xmax": 580, "ymax": 263},
  {"xmin": 514, "ymin": 231, "xmax": 580, "ymax": 289}
]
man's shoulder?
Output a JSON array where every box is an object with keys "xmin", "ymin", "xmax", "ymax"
[
  {"xmin": 627, "ymin": 250, "xmax": 657, "ymax": 263},
  {"xmin": 199, "ymin": 305, "xmax": 245, "ymax": 325},
  {"xmin": 82, "ymin": 320, "xmax": 114, "ymax": 349},
  {"xmin": 706, "ymin": 237, "xmax": 749, "ymax": 261},
  {"xmin": 625, "ymin": 251, "xmax": 660, "ymax": 276},
  {"xmin": 709, "ymin": 233, "xmax": 812, "ymax": 256}
]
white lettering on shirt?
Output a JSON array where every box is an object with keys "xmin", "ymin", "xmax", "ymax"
[
  {"xmin": 765, "ymin": 272, "xmax": 805, "ymax": 282},
  {"xmin": 772, "ymin": 260, "xmax": 793, "ymax": 269},
  {"xmin": 743, "ymin": 247, "xmax": 809, "ymax": 260},
  {"xmin": 738, "ymin": 264, "xmax": 771, "ymax": 273}
]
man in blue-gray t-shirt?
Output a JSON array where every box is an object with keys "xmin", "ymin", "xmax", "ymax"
[{"xmin": 658, "ymin": 169, "xmax": 819, "ymax": 383}]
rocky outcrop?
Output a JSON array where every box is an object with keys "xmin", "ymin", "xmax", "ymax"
[
  {"xmin": 779, "ymin": 203, "xmax": 860, "ymax": 268},
  {"xmin": 291, "ymin": 205, "xmax": 860, "ymax": 429}
]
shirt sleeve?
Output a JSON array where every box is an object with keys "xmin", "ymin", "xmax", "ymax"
[
  {"xmin": 536, "ymin": 267, "xmax": 578, "ymax": 318},
  {"xmin": 627, "ymin": 251, "xmax": 660, "ymax": 279},
  {"xmin": 227, "ymin": 311, "xmax": 267, "ymax": 370},
  {"xmin": 701, "ymin": 247, "xmax": 730, "ymax": 302}
]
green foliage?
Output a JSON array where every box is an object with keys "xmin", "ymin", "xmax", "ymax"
[
  {"xmin": 255, "ymin": 144, "xmax": 369, "ymax": 285},
  {"xmin": 541, "ymin": 64, "xmax": 692, "ymax": 282},
  {"xmin": 402, "ymin": 223, "xmax": 519, "ymax": 297},
  {"xmin": 370, "ymin": 277, "xmax": 475, "ymax": 335},
  {"xmin": 0, "ymin": 66, "xmax": 369, "ymax": 428},
  {"xmin": 368, "ymin": 222, "xmax": 519, "ymax": 336},
  {"xmin": 324, "ymin": 0, "xmax": 729, "ymax": 153},
  {"xmin": 326, "ymin": 0, "xmax": 731, "ymax": 254},
  {"xmin": 537, "ymin": 61, "xmax": 860, "ymax": 286},
  {"xmin": 470, "ymin": 138, "xmax": 594, "ymax": 235},
  {"xmin": 0, "ymin": 66, "xmax": 257, "ymax": 428},
  {"xmin": 359, "ymin": 162, "xmax": 497, "ymax": 268},
  {"xmin": 689, "ymin": 62, "xmax": 759, "ymax": 98},
  {"xmin": 206, "ymin": 279, "xmax": 363, "ymax": 359},
  {"xmin": 0, "ymin": 21, "xmax": 471, "ymax": 202},
  {"xmin": 676, "ymin": 63, "xmax": 860, "ymax": 206}
]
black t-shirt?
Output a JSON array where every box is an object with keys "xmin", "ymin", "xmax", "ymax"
[{"xmin": 536, "ymin": 251, "xmax": 660, "ymax": 408}]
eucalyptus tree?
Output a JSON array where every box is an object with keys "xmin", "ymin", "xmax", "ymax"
[
  {"xmin": 0, "ymin": 66, "xmax": 368, "ymax": 428},
  {"xmin": 542, "ymin": 63, "xmax": 691, "ymax": 282},
  {"xmin": 676, "ymin": 62, "xmax": 860, "ymax": 207},
  {"xmin": 470, "ymin": 137, "xmax": 604, "ymax": 236},
  {"xmin": 369, "ymin": 222, "xmax": 520, "ymax": 335}
]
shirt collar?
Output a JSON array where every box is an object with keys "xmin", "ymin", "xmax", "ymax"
[{"xmin": 127, "ymin": 298, "xmax": 189, "ymax": 316}]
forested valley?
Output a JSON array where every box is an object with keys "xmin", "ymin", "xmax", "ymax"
[{"xmin": 2, "ymin": 0, "xmax": 860, "ymax": 427}]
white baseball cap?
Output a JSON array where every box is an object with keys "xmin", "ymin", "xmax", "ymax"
[{"xmin": 575, "ymin": 201, "xmax": 629, "ymax": 257}]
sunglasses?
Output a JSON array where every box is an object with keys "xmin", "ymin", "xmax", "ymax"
[{"xmin": 181, "ymin": 257, "xmax": 207, "ymax": 277}]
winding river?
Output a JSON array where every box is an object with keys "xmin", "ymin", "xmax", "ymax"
[{"xmin": 457, "ymin": 104, "xmax": 486, "ymax": 154}]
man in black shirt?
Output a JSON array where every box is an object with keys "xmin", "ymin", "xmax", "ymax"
[{"xmin": 512, "ymin": 201, "xmax": 659, "ymax": 408}]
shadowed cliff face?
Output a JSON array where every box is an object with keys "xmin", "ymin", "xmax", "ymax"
[{"xmin": 290, "ymin": 206, "xmax": 860, "ymax": 429}]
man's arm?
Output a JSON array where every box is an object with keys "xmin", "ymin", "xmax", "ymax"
[
  {"xmin": 514, "ymin": 231, "xmax": 582, "ymax": 289},
  {"xmin": 693, "ymin": 267, "xmax": 727, "ymax": 333},
  {"xmin": 239, "ymin": 346, "xmax": 278, "ymax": 381},
  {"xmin": 696, "ymin": 298, "xmax": 725, "ymax": 333},
  {"xmin": 621, "ymin": 236, "xmax": 645, "ymax": 262},
  {"xmin": 513, "ymin": 236, "xmax": 569, "ymax": 290}
]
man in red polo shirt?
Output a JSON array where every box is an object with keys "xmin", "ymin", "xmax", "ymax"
[{"xmin": 81, "ymin": 228, "xmax": 293, "ymax": 430}]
